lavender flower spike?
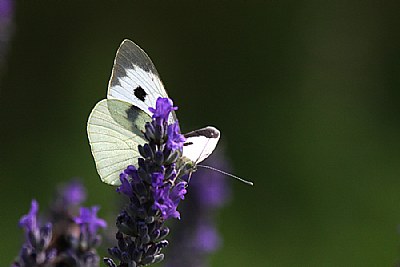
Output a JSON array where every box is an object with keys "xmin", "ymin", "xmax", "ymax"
[
  {"xmin": 13, "ymin": 200, "xmax": 55, "ymax": 266},
  {"xmin": 105, "ymin": 97, "xmax": 191, "ymax": 267},
  {"xmin": 13, "ymin": 181, "xmax": 107, "ymax": 267}
]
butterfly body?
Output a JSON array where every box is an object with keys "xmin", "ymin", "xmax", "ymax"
[{"xmin": 87, "ymin": 39, "xmax": 220, "ymax": 185}]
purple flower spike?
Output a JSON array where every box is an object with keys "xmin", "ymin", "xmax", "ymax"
[
  {"xmin": 15, "ymin": 200, "xmax": 56, "ymax": 266},
  {"xmin": 74, "ymin": 206, "xmax": 107, "ymax": 235},
  {"xmin": 19, "ymin": 199, "xmax": 38, "ymax": 232},
  {"xmin": 106, "ymin": 97, "xmax": 191, "ymax": 267},
  {"xmin": 148, "ymin": 97, "xmax": 177, "ymax": 122},
  {"xmin": 14, "ymin": 181, "xmax": 106, "ymax": 267}
]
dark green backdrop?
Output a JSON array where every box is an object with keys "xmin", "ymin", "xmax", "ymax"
[{"xmin": 1, "ymin": 1, "xmax": 400, "ymax": 266}]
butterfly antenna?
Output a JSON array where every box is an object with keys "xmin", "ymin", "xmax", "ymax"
[{"xmin": 196, "ymin": 164, "xmax": 254, "ymax": 186}]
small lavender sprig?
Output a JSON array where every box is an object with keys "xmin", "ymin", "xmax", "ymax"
[
  {"xmin": 12, "ymin": 180, "xmax": 107, "ymax": 267},
  {"xmin": 13, "ymin": 200, "xmax": 56, "ymax": 267},
  {"xmin": 105, "ymin": 97, "xmax": 191, "ymax": 267},
  {"xmin": 71, "ymin": 206, "xmax": 107, "ymax": 266}
]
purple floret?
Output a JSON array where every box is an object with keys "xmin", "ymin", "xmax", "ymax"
[
  {"xmin": 19, "ymin": 199, "xmax": 38, "ymax": 232},
  {"xmin": 148, "ymin": 97, "xmax": 177, "ymax": 122},
  {"xmin": 74, "ymin": 206, "xmax": 107, "ymax": 235},
  {"xmin": 167, "ymin": 123, "xmax": 186, "ymax": 150},
  {"xmin": 62, "ymin": 180, "xmax": 86, "ymax": 205}
]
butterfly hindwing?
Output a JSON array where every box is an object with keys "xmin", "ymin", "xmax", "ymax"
[
  {"xmin": 87, "ymin": 99, "xmax": 151, "ymax": 185},
  {"xmin": 183, "ymin": 126, "xmax": 221, "ymax": 164}
]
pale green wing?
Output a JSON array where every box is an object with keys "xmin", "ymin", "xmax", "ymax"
[{"xmin": 87, "ymin": 99, "xmax": 151, "ymax": 185}]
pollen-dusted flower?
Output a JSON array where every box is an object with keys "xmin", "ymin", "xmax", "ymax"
[{"xmin": 105, "ymin": 97, "xmax": 190, "ymax": 267}]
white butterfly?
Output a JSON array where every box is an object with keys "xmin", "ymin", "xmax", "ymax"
[{"xmin": 87, "ymin": 39, "xmax": 220, "ymax": 186}]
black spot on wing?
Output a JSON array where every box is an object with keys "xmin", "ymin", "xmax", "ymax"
[
  {"xmin": 126, "ymin": 105, "xmax": 142, "ymax": 122},
  {"xmin": 183, "ymin": 142, "xmax": 194, "ymax": 146},
  {"xmin": 124, "ymin": 105, "xmax": 152, "ymax": 133},
  {"xmin": 134, "ymin": 86, "xmax": 147, "ymax": 101}
]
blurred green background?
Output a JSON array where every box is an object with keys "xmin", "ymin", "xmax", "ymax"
[{"xmin": 1, "ymin": 1, "xmax": 400, "ymax": 266}]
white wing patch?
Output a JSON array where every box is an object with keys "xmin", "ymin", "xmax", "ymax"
[
  {"xmin": 183, "ymin": 126, "xmax": 220, "ymax": 164},
  {"xmin": 108, "ymin": 67, "xmax": 164, "ymax": 118},
  {"xmin": 107, "ymin": 39, "xmax": 176, "ymax": 123},
  {"xmin": 87, "ymin": 99, "xmax": 147, "ymax": 185}
]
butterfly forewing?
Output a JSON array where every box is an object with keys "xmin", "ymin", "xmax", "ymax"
[
  {"xmin": 87, "ymin": 99, "xmax": 151, "ymax": 185},
  {"xmin": 107, "ymin": 39, "xmax": 176, "ymax": 122}
]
